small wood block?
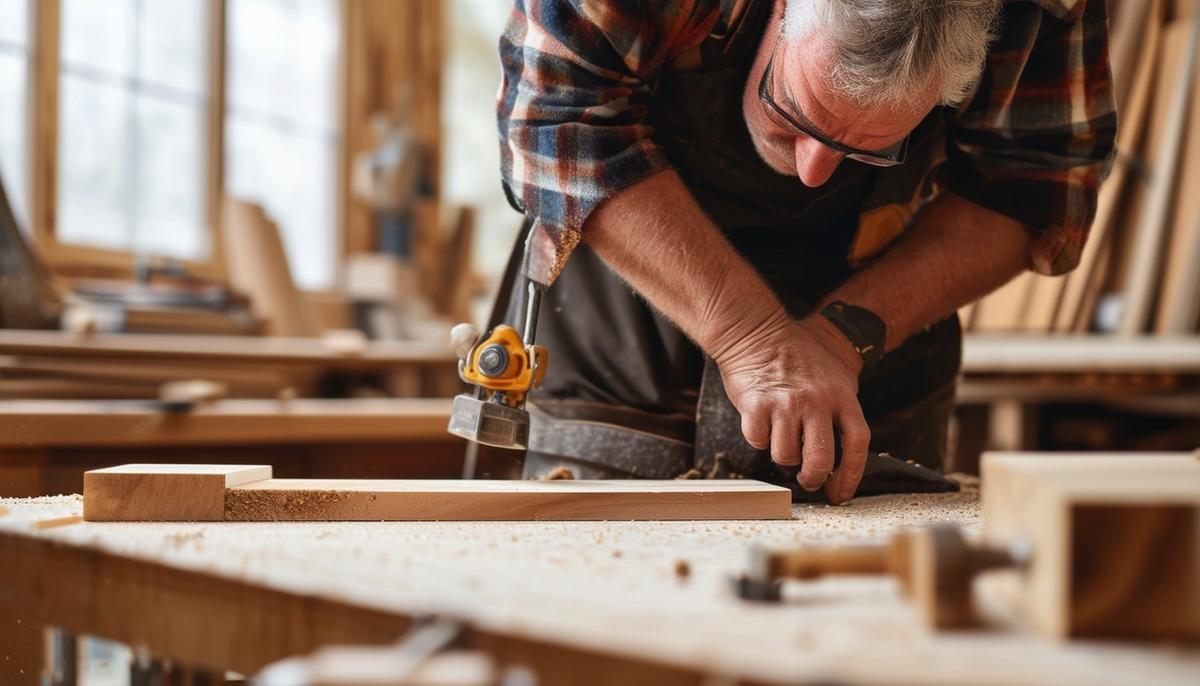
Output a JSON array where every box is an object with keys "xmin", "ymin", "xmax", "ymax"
[
  {"xmin": 83, "ymin": 464, "xmax": 273, "ymax": 522},
  {"xmin": 982, "ymin": 452, "xmax": 1200, "ymax": 640}
]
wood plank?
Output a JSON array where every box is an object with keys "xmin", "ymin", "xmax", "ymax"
[
  {"xmin": 1055, "ymin": 1, "xmax": 1165, "ymax": 332},
  {"xmin": 81, "ymin": 465, "xmax": 792, "ymax": 522},
  {"xmin": 205, "ymin": 0, "xmax": 229, "ymax": 283},
  {"xmin": 1019, "ymin": 275, "xmax": 1064, "ymax": 333},
  {"xmin": 83, "ymin": 464, "xmax": 273, "ymax": 522},
  {"xmin": 0, "ymin": 398, "xmax": 455, "ymax": 448},
  {"xmin": 0, "ymin": 353, "xmax": 302, "ymax": 384},
  {"xmin": 0, "ymin": 330, "xmax": 454, "ymax": 369},
  {"xmin": 1153, "ymin": 33, "xmax": 1200, "ymax": 333},
  {"xmin": 1109, "ymin": 0, "xmax": 1157, "ymax": 112},
  {"xmin": 962, "ymin": 334, "xmax": 1200, "ymax": 373},
  {"xmin": 222, "ymin": 478, "xmax": 791, "ymax": 522},
  {"xmin": 971, "ymin": 273, "xmax": 1036, "ymax": 333},
  {"xmin": 1119, "ymin": 17, "xmax": 1200, "ymax": 335},
  {"xmin": 222, "ymin": 199, "xmax": 315, "ymax": 337},
  {"xmin": 29, "ymin": 0, "xmax": 60, "ymax": 252}
]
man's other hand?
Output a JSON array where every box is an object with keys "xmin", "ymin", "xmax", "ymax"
[{"xmin": 715, "ymin": 313, "xmax": 868, "ymax": 504}]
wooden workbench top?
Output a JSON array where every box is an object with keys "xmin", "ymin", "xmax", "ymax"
[
  {"xmin": 0, "ymin": 398, "xmax": 454, "ymax": 447},
  {"xmin": 0, "ymin": 330, "xmax": 455, "ymax": 369},
  {"xmin": 961, "ymin": 334, "xmax": 1200, "ymax": 374},
  {"xmin": 2, "ymin": 487, "xmax": 1198, "ymax": 685}
]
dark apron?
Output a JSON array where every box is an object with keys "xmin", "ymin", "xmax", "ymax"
[{"xmin": 494, "ymin": 0, "xmax": 961, "ymax": 497}]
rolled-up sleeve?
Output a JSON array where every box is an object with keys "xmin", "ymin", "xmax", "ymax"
[
  {"xmin": 945, "ymin": 0, "xmax": 1117, "ymax": 276},
  {"xmin": 497, "ymin": 0, "xmax": 719, "ymax": 284}
]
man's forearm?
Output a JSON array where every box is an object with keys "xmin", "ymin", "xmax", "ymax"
[
  {"xmin": 582, "ymin": 168, "xmax": 871, "ymax": 501},
  {"xmin": 582, "ymin": 169, "xmax": 790, "ymax": 360},
  {"xmin": 821, "ymin": 192, "xmax": 1031, "ymax": 351}
]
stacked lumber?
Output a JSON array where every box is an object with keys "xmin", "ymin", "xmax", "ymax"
[
  {"xmin": 963, "ymin": 0, "xmax": 1200, "ymax": 335},
  {"xmin": 0, "ymin": 330, "xmax": 460, "ymax": 400}
]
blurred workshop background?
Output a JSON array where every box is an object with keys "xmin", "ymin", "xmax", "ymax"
[{"xmin": 0, "ymin": 0, "xmax": 1197, "ymax": 497}]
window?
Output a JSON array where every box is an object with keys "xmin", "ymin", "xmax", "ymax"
[
  {"xmin": 0, "ymin": 0, "xmax": 29, "ymax": 229},
  {"xmin": 225, "ymin": 0, "xmax": 340, "ymax": 290},
  {"xmin": 1, "ymin": 0, "xmax": 346, "ymax": 292},
  {"xmin": 56, "ymin": 0, "xmax": 209, "ymax": 259}
]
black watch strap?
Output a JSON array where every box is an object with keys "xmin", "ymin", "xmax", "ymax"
[{"xmin": 819, "ymin": 301, "xmax": 887, "ymax": 366}]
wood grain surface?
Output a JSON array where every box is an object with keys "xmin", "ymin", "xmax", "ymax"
[
  {"xmin": 0, "ymin": 398, "xmax": 454, "ymax": 447},
  {"xmin": 4, "ymin": 486, "xmax": 1199, "ymax": 685},
  {"xmin": 981, "ymin": 452, "xmax": 1200, "ymax": 641},
  {"xmin": 0, "ymin": 330, "xmax": 454, "ymax": 369},
  {"xmin": 82, "ymin": 465, "xmax": 793, "ymax": 522},
  {"xmin": 84, "ymin": 464, "xmax": 273, "ymax": 521}
]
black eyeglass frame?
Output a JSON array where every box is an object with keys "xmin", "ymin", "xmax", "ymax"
[{"xmin": 757, "ymin": 42, "xmax": 909, "ymax": 168}]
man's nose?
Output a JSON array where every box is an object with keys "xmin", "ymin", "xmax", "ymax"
[{"xmin": 793, "ymin": 136, "xmax": 842, "ymax": 187}]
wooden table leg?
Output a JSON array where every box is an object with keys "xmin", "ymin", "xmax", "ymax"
[{"xmin": 0, "ymin": 596, "xmax": 44, "ymax": 685}]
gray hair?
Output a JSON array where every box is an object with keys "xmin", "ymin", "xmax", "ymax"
[{"xmin": 782, "ymin": 0, "xmax": 1001, "ymax": 108}]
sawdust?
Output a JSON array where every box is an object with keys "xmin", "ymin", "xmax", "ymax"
[
  {"xmin": 540, "ymin": 466, "xmax": 575, "ymax": 481},
  {"xmin": 0, "ymin": 505, "xmax": 8, "ymax": 517},
  {"xmin": 224, "ymin": 489, "xmax": 352, "ymax": 521}
]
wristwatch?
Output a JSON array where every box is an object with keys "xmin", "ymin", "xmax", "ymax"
[{"xmin": 819, "ymin": 301, "xmax": 887, "ymax": 366}]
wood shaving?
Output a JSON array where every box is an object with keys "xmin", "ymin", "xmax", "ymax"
[{"xmin": 32, "ymin": 515, "xmax": 83, "ymax": 530}]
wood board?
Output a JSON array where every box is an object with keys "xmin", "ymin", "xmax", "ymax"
[
  {"xmin": 0, "ymin": 398, "xmax": 454, "ymax": 448},
  {"xmin": 0, "ymin": 330, "xmax": 454, "ymax": 369},
  {"xmin": 961, "ymin": 334, "xmax": 1200, "ymax": 373},
  {"xmin": 1153, "ymin": 29, "xmax": 1200, "ymax": 334},
  {"xmin": 970, "ymin": 273, "xmax": 1036, "ymax": 332},
  {"xmin": 82, "ymin": 464, "xmax": 793, "ymax": 522},
  {"xmin": 1054, "ymin": 0, "xmax": 1165, "ymax": 333},
  {"xmin": 223, "ymin": 199, "xmax": 316, "ymax": 338},
  {"xmin": 1118, "ymin": 17, "xmax": 1199, "ymax": 335}
]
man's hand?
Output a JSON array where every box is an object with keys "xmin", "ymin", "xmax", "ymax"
[{"xmin": 713, "ymin": 309, "xmax": 869, "ymax": 504}]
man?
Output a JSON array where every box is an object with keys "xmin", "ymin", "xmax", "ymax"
[{"xmin": 494, "ymin": 0, "xmax": 1115, "ymax": 503}]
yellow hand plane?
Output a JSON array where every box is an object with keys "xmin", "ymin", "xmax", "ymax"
[{"xmin": 447, "ymin": 280, "xmax": 547, "ymax": 449}]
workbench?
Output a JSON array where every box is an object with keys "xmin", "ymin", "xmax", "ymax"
[
  {"xmin": 0, "ymin": 329, "xmax": 462, "ymax": 401},
  {"xmin": 0, "ymin": 399, "xmax": 477, "ymax": 498},
  {"xmin": 3, "ymin": 486, "xmax": 1197, "ymax": 685},
  {"xmin": 955, "ymin": 335, "xmax": 1200, "ymax": 472}
]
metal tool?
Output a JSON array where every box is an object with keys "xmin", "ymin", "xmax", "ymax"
[
  {"xmin": 447, "ymin": 277, "xmax": 548, "ymax": 450},
  {"xmin": 733, "ymin": 525, "xmax": 1029, "ymax": 628}
]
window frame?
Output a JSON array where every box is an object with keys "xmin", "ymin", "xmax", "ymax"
[{"xmin": 22, "ymin": 0, "xmax": 349, "ymax": 291}]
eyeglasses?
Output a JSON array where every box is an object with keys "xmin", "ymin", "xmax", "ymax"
[{"xmin": 757, "ymin": 42, "xmax": 908, "ymax": 168}]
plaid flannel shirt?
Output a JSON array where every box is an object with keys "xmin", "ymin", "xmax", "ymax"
[{"xmin": 498, "ymin": 0, "xmax": 1117, "ymax": 285}]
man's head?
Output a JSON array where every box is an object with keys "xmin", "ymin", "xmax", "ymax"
[{"xmin": 743, "ymin": 0, "xmax": 1000, "ymax": 186}]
